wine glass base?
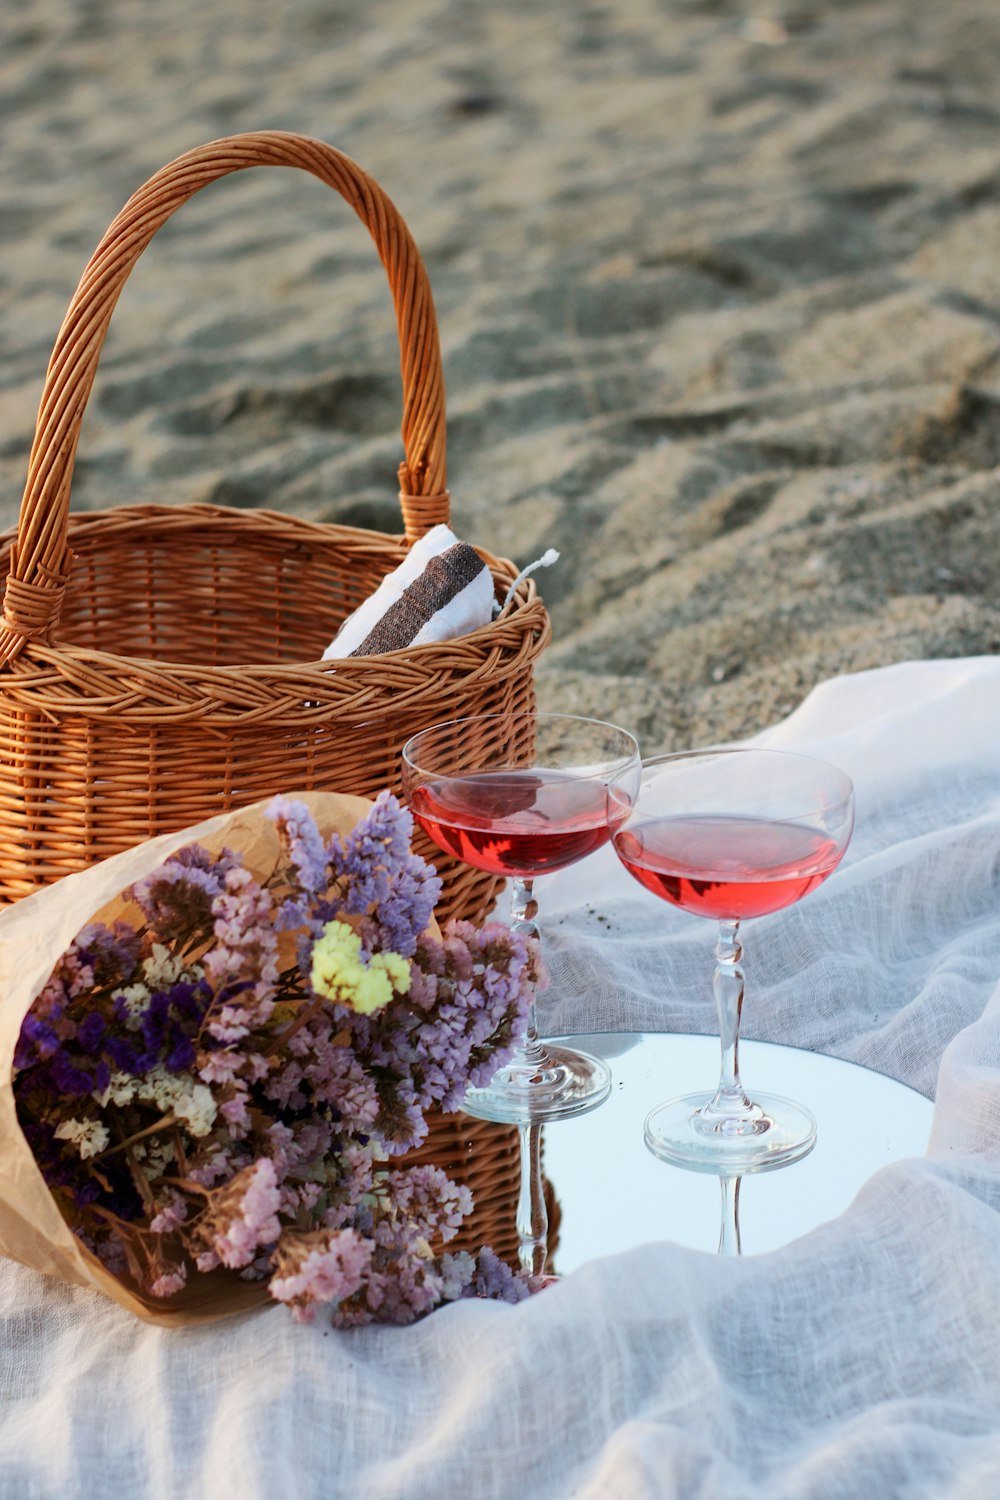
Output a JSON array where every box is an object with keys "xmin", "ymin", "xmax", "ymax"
[
  {"xmin": 462, "ymin": 1045, "xmax": 613, "ymax": 1124},
  {"xmin": 644, "ymin": 1090, "xmax": 817, "ymax": 1174}
]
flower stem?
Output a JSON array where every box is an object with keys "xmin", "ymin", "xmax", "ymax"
[{"xmin": 97, "ymin": 1113, "xmax": 177, "ymax": 1159}]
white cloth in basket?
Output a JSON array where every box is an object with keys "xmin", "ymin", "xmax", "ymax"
[{"xmin": 323, "ymin": 524, "xmax": 494, "ymax": 657}]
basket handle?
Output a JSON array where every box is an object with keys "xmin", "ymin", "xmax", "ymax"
[{"xmin": 0, "ymin": 130, "xmax": 450, "ymax": 665}]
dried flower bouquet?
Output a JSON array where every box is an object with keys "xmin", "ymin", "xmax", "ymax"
[{"xmin": 6, "ymin": 791, "xmax": 539, "ymax": 1327}]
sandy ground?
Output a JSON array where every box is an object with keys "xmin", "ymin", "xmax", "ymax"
[{"xmin": 2, "ymin": 0, "xmax": 999, "ymax": 750}]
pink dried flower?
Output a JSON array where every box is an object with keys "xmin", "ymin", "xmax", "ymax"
[
  {"xmin": 220, "ymin": 1084, "xmax": 251, "ymax": 1135},
  {"xmin": 197, "ymin": 1159, "xmax": 282, "ymax": 1270},
  {"xmin": 148, "ymin": 1264, "xmax": 187, "ymax": 1298},
  {"xmin": 197, "ymin": 1049, "xmax": 243, "ymax": 1084},
  {"xmin": 149, "ymin": 1194, "xmax": 188, "ymax": 1235},
  {"xmin": 269, "ymin": 1228, "xmax": 373, "ymax": 1322}
]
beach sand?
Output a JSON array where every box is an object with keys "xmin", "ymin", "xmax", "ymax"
[{"xmin": 2, "ymin": 0, "xmax": 999, "ymax": 749}]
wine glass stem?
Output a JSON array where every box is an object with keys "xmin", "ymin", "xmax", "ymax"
[
  {"xmin": 516, "ymin": 1121, "xmax": 548, "ymax": 1277},
  {"xmin": 709, "ymin": 918, "xmax": 754, "ymax": 1117},
  {"xmin": 510, "ymin": 876, "xmax": 546, "ymax": 1065},
  {"xmin": 717, "ymin": 1174, "xmax": 743, "ymax": 1256}
]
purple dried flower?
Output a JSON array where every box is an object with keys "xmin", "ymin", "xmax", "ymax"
[
  {"xmin": 268, "ymin": 797, "xmax": 329, "ymax": 895},
  {"xmin": 149, "ymin": 1194, "xmax": 188, "ymax": 1235},
  {"xmin": 49, "ymin": 1051, "xmax": 99, "ymax": 1098},
  {"xmin": 464, "ymin": 1246, "xmax": 533, "ymax": 1304},
  {"xmin": 14, "ymin": 1014, "xmax": 61, "ymax": 1067},
  {"xmin": 75, "ymin": 1013, "xmax": 106, "ymax": 1055},
  {"xmin": 329, "ymin": 792, "xmax": 441, "ymax": 948},
  {"xmin": 14, "ymin": 791, "xmax": 544, "ymax": 1329},
  {"xmin": 129, "ymin": 852, "xmax": 227, "ymax": 944},
  {"xmin": 74, "ymin": 922, "xmax": 142, "ymax": 986}
]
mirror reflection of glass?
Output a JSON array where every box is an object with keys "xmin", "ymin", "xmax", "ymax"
[
  {"xmin": 717, "ymin": 1175, "xmax": 742, "ymax": 1257},
  {"xmin": 535, "ymin": 1034, "xmax": 932, "ymax": 1270},
  {"xmin": 516, "ymin": 1122, "xmax": 549, "ymax": 1277},
  {"xmin": 444, "ymin": 1034, "xmax": 932, "ymax": 1277}
]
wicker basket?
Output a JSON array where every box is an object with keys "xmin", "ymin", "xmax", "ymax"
[
  {"xmin": 0, "ymin": 131, "xmax": 551, "ymax": 1282},
  {"xmin": 0, "ymin": 130, "xmax": 550, "ymax": 923}
]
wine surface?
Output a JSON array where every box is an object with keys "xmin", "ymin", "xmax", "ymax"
[
  {"xmin": 410, "ymin": 769, "xmax": 616, "ymax": 877},
  {"xmin": 614, "ymin": 814, "xmax": 843, "ymax": 920}
]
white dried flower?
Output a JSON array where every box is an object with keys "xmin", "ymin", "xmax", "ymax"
[
  {"xmin": 54, "ymin": 1117, "xmax": 110, "ymax": 1160},
  {"xmin": 112, "ymin": 983, "xmax": 151, "ymax": 1028}
]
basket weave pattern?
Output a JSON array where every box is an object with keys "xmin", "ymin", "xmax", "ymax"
[{"xmin": 0, "ymin": 132, "xmax": 550, "ymax": 920}]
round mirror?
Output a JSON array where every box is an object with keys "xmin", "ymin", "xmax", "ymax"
[{"xmin": 540, "ymin": 1033, "xmax": 933, "ymax": 1265}]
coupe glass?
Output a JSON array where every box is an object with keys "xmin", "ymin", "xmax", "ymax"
[
  {"xmin": 402, "ymin": 712, "xmax": 640, "ymax": 1125},
  {"xmin": 608, "ymin": 747, "xmax": 854, "ymax": 1172}
]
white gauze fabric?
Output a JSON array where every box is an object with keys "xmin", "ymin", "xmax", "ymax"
[{"xmin": 1, "ymin": 655, "xmax": 1000, "ymax": 1499}]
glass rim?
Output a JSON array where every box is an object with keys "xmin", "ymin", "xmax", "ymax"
[
  {"xmin": 614, "ymin": 744, "xmax": 855, "ymax": 817},
  {"xmin": 402, "ymin": 711, "xmax": 640, "ymax": 775}
]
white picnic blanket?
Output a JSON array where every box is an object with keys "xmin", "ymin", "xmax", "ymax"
[{"xmin": 2, "ymin": 655, "xmax": 999, "ymax": 1499}]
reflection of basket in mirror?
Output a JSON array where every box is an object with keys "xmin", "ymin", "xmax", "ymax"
[{"xmin": 400, "ymin": 1114, "xmax": 561, "ymax": 1271}]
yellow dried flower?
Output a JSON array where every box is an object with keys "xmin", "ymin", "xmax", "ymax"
[{"xmin": 310, "ymin": 920, "xmax": 410, "ymax": 1016}]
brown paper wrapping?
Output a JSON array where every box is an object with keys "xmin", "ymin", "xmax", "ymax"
[{"xmin": 0, "ymin": 790, "xmax": 379, "ymax": 1328}]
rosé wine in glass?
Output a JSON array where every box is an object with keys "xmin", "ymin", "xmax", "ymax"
[
  {"xmin": 402, "ymin": 714, "xmax": 640, "ymax": 1128},
  {"xmin": 609, "ymin": 747, "xmax": 854, "ymax": 1173},
  {"xmin": 409, "ymin": 769, "xmax": 625, "ymax": 877},
  {"xmin": 612, "ymin": 815, "xmax": 843, "ymax": 921}
]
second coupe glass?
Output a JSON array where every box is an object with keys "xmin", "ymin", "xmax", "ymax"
[
  {"xmin": 609, "ymin": 746, "xmax": 854, "ymax": 1172},
  {"xmin": 402, "ymin": 712, "xmax": 640, "ymax": 1124}
]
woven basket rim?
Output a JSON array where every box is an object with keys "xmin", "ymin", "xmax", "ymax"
[
  {"xmin": 0, "ymin": 502, "xmax": 549, "ymax": 685},
  {"xmin": 15, "ymin": 589, "xmax": 547, "ymax": 679},
  {"xmin": 0, "ymin": 561, "xmax": 550, "ymax": 726}
]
